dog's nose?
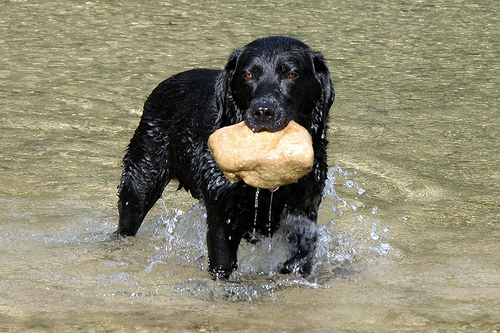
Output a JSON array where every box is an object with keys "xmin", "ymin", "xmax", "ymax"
[
  {"xmin": 246, "ymin": 100, "xmax": 285, "ymax": 132},
  {"xmin": 252, "ymin": 102, "xmax": 275, "ymax": 123}
]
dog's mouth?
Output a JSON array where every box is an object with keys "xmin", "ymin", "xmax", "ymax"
[
  {"xmin": 245, "ymin": 120, "xmax": 288, "ymax": 133},
  {"xmin": 244, "ymin": 101, "xmax": 289, "ymax": 133}
]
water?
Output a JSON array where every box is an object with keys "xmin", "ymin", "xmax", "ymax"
[
  {"xmin": 251, "ymin": 188, "xmax": 260, "ymax": 242},
  {"xmin": 1, "ymin": 0, "xmax": 499, "ymax": 332}
]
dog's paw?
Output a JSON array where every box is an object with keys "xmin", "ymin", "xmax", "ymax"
[{"xmin": 279, "ymin": 258, "xmax": 313, "ymax": 277}]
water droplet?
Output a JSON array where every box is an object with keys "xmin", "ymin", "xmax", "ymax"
[
  {"xmin": 251, "ymin": 188, "xmax": 260, "ymax": 241},
  {"xmin": 267, "ymin": 191, "xmax": 274, "ymax": 252}
]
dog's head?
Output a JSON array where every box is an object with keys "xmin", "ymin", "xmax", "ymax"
[{"xmin": 216, "ymin": 36, "xmax": 334, "ymax": 136}]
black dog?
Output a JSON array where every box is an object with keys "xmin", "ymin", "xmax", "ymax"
[{"xmin": 117, "ymin": 36, "xmax": 334, "ymax": 278}]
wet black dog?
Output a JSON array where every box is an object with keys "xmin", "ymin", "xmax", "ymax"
[{"xmin": 117, "ymin": 36, "xmax": 334, "ymax": 278}]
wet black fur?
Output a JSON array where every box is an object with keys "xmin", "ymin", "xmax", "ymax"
[{"xmin": 117, "ymin": 36, "xmax": 334, "ymax": 278}]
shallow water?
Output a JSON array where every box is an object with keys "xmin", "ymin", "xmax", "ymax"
[{"xmin": 1, "ymin": 0, "xmax": 499, "ymax": 332}]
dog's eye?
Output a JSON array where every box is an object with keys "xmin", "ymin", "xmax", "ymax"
[
  {"xmin": 243, "ymin": 73, "xmax": 254, "ymax": 80},
  {"xmin": 287, "ymin": 73, "xmax": 298, "ymax": 79}
]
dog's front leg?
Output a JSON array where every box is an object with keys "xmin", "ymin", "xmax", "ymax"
[
  {"xmin": 206, "ymin": 211, "xmax": 242, "ymax": 279},
  {"xmin": 279, "ymin": 214, "xmax": 319, "ymax": 277}
]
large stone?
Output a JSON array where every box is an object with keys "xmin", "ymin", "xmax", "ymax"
[{"xmin": 208, "ymin": 121, "xmax": 314, "ymax": 189}]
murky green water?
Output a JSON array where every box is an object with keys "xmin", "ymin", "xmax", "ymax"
[{"xmin": 1, "ymin": 0, "xmax": 498, "ymax": 332}]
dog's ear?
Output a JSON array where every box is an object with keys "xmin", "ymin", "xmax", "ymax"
[
  {"xmin": 312, "ymin": 51, "xmax": 335, "ymax": 112},
  {"xmin": 215, "ymin": 49, "xmax": 243, "ymax": 128},
  {"xmin": 310, "ymin": 51, "xmax": 335, "ymax": 135}
]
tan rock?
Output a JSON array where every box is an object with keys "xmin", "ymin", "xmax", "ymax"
[{"xmin": 208, "ymin": 121, "xmax": 314, "ymax": 189}]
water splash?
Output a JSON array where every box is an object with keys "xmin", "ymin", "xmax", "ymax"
[
  {"xmin": 313, "ymin": 166, "xmax": 393, "ymax": 281},
  {"xmin": 146, "ymin": 166, "xmax": 393, "ymax": 301},
  {"xmin": 148, "ymin": 203, "xmax": 208, "ymax": 272},
  {"xmin": 174, "ymin": 275, "xmax": 324, "ymax": 302}
]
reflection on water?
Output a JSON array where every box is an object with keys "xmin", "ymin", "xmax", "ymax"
[{"xmin": 0, "ymin": 0, "xmax": 499, "ymax": 331}]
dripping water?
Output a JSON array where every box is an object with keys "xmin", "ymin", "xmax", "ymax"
[
  {"xmin": 251, "ymin": 188, "xmax": 274, "ymax": 251},
  {"xmin": 251, "ymin": 188, "xmax": 260, "ymax": 242},
  {"xmin": 267, "ymin": 191, "xmax": 274, "ymax": 252}
]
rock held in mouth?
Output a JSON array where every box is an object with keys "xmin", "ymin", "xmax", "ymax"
[{"xmin": 208, "ymin": 121, "xmax": 314, "ymax": 189}]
